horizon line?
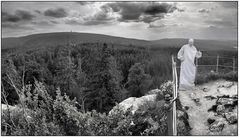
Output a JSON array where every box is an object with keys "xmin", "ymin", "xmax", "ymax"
[{"xmin": 2, "ymin": 31, "xmax": 238, "ymax": 41}]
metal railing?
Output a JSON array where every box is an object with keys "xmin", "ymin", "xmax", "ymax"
[
  {"xmin": 171, "ymin": 55, "xmax": 178, "ymax": 136},
  {"xmin": 174, "ymin": 55, "xmax": 238, "ymax": 73},
  {"xmin": 166, "ymin": 55, "xmax": 237, "ymax": 136},
  {"xmin": 164, "ymin": 55, "xmax": 178, "ymax": 136}
]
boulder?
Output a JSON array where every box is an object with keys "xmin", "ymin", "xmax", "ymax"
[
  {"xmin": 216, "ymin": 98, "xmax": 236, "ymax": 106},
  {"xmin": 202, "ymin": 87, "xmax": 210, "ymax": 92},
  {"xmin": 207, "ymin": 118, "xmax": 216, "ymax": 125},
  {"xmin": 110, "ymin": 90, "xmax": 191, "ymax": 136},
  {"xmin": 147, "ymin": 89, "xmax": 161, "ymax": 95},
  {"xmin": 218, "ymin": 82, "xmax": 234, "ymax": 88},
  {"xmin": 224, "ymin": 82, "xmax": 234, "ymax": 88},
  {"xmin": 216, "ymin": 105, "xmax": 226, "ymax": 115},
  {"xmin": 224, "ymin": 112, "xmax": 237, "ymax": 124},
  {"xmin": 209, "ymin": 120, "xmax": 225, "ymax": 132},
  {"xmin": 204, "ymin": 96, "xmax": 217, "ymax": 100},
  {"xmin": 110, "ymin": 94, "xmax": 157, "ymax": 114}
]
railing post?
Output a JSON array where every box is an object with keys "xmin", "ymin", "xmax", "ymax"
[
  {"xmin": 233, "ymin": 57, "xmax": 235, "ymax": 72},
  {"xmin": 164, "ymin": 94, "xmax": 173, "ymax": 136},
  {"xmin": 171, "ymin": 55, "xmax": 177, "ymax": 136},
  {"xmin": 216, "ymin": 55, "xmax": 219, "ymax": 73},
  {"xmin": 195, "ymin": 58, "xmax": 198, "ymax": 79}
]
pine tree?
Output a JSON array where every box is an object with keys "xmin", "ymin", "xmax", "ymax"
[
  {"xmin": 89, "ymin": 43, "xmax": 122, "ymax": 112},
  {"xmin": 126, "ymin": 63, "xmax": 152, "ymax": 97}
]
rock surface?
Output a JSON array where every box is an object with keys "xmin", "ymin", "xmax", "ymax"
[
  {"xmin": 225, "ymin": 112, "xmax": 237, "ymax": 124},
  {"xmin": 209, "ymin": 120, "xmax": 225, "ymax": 132},
  {"xmin": 110, "ymin": 94, "xmax": 157, "ymax": 114},
  {"xmin": 179, "ymin": 80, "xmax": 238, "ymax": 135}
]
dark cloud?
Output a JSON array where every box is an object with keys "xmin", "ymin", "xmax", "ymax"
[
  {"xmin": 2, "ymin": 10, "xmax": 35, "ymax": 23},
  {"xmin": 50, "ymin": 20, "xmax": 59, "ymax": 24},
  {"xmin": 148, "ymin": 23, "xmax": 166, "ymax": 28},
  {"xmin": 31, "ymin": 21, "xmax": 55, "ymax": 27},
  {"xmin": 35, "ymin": 10, "xmax": 41, "ymax": 14},
  {"xmin": 106, "ymin": 2, "xmax": 143, "ymax": 21},
  {"xmin": 44, "ymin": 8, "xmax": 68, "ymax": 18},
  {"xmin": 198, "ymin": 8, "xmax": 210, "ymax": 13},
  {"xmin": 102, "ymin": 2, "xmax": 177, "ymax": 23},
  {"xmin": 218, "ymin": 2, "xmax": 237, "ymax": 9},
  {"xmin": 83, "ymin": 20, "xmax": 112, "ymax": 26},
  {"xmin": 65, "ymin": 2, "xmax": 177, "ymax": 26},
  {"xmin": 177, "ymin": 8, "xmax": 185, "ymax": 12},
  {"xmin": 16, "ymin": 10, "xmax": 35, "ymax": 20},
  {"xmin": 65, "ymin": 19, "xmax": 80, "ymax": 25},
  {"xmin": 144, "ymin": 3, "xmax": 177, "ymax": 15},
  {"xmin": 2, "ymin": 12, "xmax": 20, "ymax": 22},
  {"xmin": 2, "ymin": 22, "xmax": 34, "ymax": 30},
  {"xmin": 75, "ymin": 1, "xmax": 94, "ymax": 5},
  {"xmin": 148, "ymin": 23, "xmax": 178, "ymax": 28},
  {"xmin": 139, "ymin": 14, "xmax": 164, "ymax": 23}
]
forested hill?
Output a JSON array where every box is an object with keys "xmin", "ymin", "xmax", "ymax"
[
  {"xmin": 2, "ymin": 32, "xmax": 237, "ymax": 51},
  {"xmin": 1, "ymin": 32, "xmax": 149, "ymax": 49}
]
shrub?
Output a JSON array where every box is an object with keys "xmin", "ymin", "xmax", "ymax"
[
  {"xmin": 223, "ymin": 71, "xmax": 238, "ymax": 81},
  {"xmin": 195, "ymin": 71, "xmax": 237, "ymax": 85},
  {"xmin": 156, "ymin": 81, "xmax": 173, "ymax": 101},
  {"xmin": 53, "ymin": 88, "xmax": 80, "ymax": 135},
  {"xmin": 2, "ymin": 79, "xmax": 192, "ymax": 136}
]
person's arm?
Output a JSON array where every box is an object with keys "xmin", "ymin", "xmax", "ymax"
[
  {"xmin": 196, "ymin": 51, "xmax": 202, "ymax": 58},
  {"xmin": 177, "ymin": 45, "xmax": 185, "ymax": 61}
]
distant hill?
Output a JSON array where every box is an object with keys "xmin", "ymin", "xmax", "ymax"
[
  {"xmin": 1, "ymin": 32, "xmax": 149, "ymax": 49},
  {"xmin": 1, "ymin": 32, "xmax": 237, "ymax": 51},
  {"xmin": 149, "ymin": 38, "xmax": 237, "ymax": 51}
]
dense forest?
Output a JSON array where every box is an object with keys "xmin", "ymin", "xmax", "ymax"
[
  {"xmin": 1, "ymin": 43, "xmax": 159, "ymax": 112},
  {"xmin": 2, "ymin": 42, "xmax": 238, "ymax": 112},
  {"xmin": 1, "ymin": 41, "xmax": 237, "ymax": 135}
]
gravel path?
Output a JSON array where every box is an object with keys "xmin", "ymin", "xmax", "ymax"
[{"xmin": 178, "ymin": 80, "xmax": 238, "ymax": 135}]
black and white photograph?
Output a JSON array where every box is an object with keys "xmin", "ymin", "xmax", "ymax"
[{"xmin": 1, "ymin": 1, "xmax": 238, "ymax": 136}]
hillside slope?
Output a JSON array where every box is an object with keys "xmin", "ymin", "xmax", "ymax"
[
  {"xmin": 2, "ymin": 32, "xmax": 237, "ymax": 51},
  {"xmin": 2, "ymin": 32, "xmax": 149, "ymax": 49}
]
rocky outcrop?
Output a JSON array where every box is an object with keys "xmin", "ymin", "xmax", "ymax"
[
  {"xmin": 179, "ymin": 80, "xmax": 238, "ymax": 135},
  {"xmin": 110, "ymin": 89, "xmax": 191, "ymax": 135},
  {"xmin": 110, "ymin": 94, "xmax": 157, "ymax": 114}
]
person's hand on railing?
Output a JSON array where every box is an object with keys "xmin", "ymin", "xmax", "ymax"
[{"xmin": 196, "ymin": 51, "xmax": 202, "ymax": 58}]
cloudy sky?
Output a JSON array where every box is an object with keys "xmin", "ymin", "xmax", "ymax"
[{"xmin": 2, "ymin": 1, "xmax": 238, "ymax": 40}]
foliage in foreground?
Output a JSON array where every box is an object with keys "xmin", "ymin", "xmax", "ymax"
[
  {"xmin": 2, "ymin": 80, "xmax": 192, "ymax": 136},
  {"xmin": 1, "ymin": 80, "xmax": 169, "ymax": 136}
]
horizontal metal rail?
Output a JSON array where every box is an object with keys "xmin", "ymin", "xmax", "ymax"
[{"xmin": 176, "ymin": 65, "xmax": 238, "ymax": 68}]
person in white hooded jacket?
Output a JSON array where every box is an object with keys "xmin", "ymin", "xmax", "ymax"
[{"xmin": 177, "ymin": 39, "xmax": 202, "ymax": 90}]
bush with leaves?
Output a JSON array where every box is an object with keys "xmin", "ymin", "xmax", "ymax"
[
  {"xmin": 52, "ymin": 88, "xmax": 80, "ymax": 135},
  {"xmin": 156, "ymin": 81, "xmax": 174, "ymax": 101},
  {"xmin": 2, "ymin": 78, "xmax": 191, "ymax": 136},
  {"xmin": 195, "ymin": 71, "xmax": 237, "ymax": 85}
]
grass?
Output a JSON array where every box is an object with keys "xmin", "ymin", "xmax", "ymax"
[{"xmin": 195, "ymin": 71, "xmax": 238, "ymax": 85}]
